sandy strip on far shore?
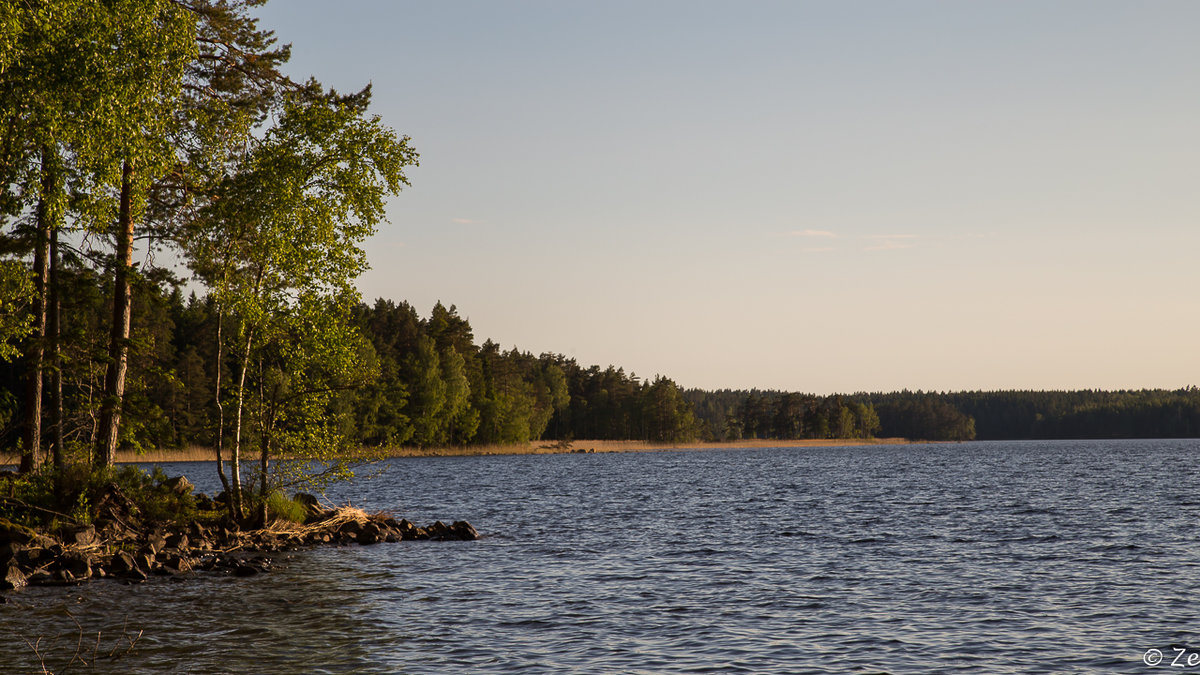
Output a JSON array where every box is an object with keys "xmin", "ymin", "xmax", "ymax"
[{"xmin": 107, "ymin": 438, "xmax": 913, "ymax": 464}]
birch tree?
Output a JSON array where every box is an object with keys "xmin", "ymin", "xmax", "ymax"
[{"xmin": 187, "ymin": 84, "xmax": 417, "ymax": 519}]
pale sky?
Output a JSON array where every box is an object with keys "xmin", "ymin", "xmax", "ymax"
[{"xmin": 254, "ymin": 1, "xmax": 1200, "ymax": 395}]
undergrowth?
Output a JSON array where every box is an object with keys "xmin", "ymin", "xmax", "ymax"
[{"xmin": 0, "ymin": 464, "xmax": 203, "ymax": 532}]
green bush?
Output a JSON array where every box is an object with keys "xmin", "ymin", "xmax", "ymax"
[
  {"xmin": 265, "ymin": 490, "xmax": 307, "ymax": 524},
  {"xmin": 0, "ymin": 464, "xmax": 200, "ymax": 531}
]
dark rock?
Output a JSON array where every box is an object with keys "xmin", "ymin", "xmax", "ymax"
[
  {"xmin": 95, "ymin": 483, "xmax": 140, "ymax": 521},
  {"xmin": 450, "ymin": 521, "xmax": 480, "ymax": 541},
  {"xmin": 109, "ymin": 551, "xmax": 138, "ymax": 576},
  {"xmin": 165, "ymin": 532, "xmax": 189, "ymax": 551},
  {"xmin": 0, "ymin": 541, "xmax": 23, "ymax": 566},
  {"xmin": 49, "ymin": 569, "xmax": 80, "ymax": 586},
  {"xmin": 427, "ymin": 521, "xmax": 450, "ymax": 540},
  {"xmin": 233, "ymin": 564, "xmax": 259, "ymax": 577},
  {"xmin": 145, "ymin": 534, "xmax": 168, "ymax": 555},
  {"xmin": 23, "ymin": 547, "xmax": 51, "ymax": 567},
  {"xmin": 163, "ymin": 475, "xmax": 193, "ymax": 496},
  {"xmin": 338, "ymin": 519, "xmax": 363, "ymax": 536},
  {"xmin": 58, "ymin": 552, "xmax": 93, "ymax": 580},
  {"xmin": 195, "ymin": 493, "xmax": 216, "ymax": 511},
  {"xmin": 294, "ymin": 493, "xmax": 326, "ymax": 521},
  {"xmin": 356, "ymin": 522, "xmax": 382, "ymax": 545}
]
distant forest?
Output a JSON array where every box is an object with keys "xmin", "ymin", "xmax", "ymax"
[{"xmin": 2, "ymin": 266, "xmax": 1197, "ymax": 455}]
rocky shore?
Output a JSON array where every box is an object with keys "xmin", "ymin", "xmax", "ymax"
[{"xmin": 1, "ymin": 479, "xmax": 478, "ymax": 590}]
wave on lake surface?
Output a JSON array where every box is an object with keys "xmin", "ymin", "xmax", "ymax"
[{"xmin": 3, "ymin": 439, "xmax": 1198, "ymax": 673}]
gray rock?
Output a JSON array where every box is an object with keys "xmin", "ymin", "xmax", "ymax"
[
  {"xmin": 1, "ymin": 563, "xmax": 27, "ymax": 590},
  {"xmin": 163, "ymin": 475, "xmax": 193, "ymax": 496},
  {"xmin": 66, "ymin": 525, "xmax": 98, "ymax": 547}
]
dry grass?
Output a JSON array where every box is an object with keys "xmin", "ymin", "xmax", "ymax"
[
  {"xmin": 110, "ymin": 438, "xmax": 912, "ymax": 464},
  {"xmin": 259, "ymin": 504, "xmax": 367, "ymax": 538},
  {"xmin": 114, "ymin": 445, "xmax": 217, "ymax": 464}
]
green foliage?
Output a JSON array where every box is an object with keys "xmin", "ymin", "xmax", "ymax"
[
  {"xmin": 0, "ymin": 464, "xmax": 200, "ymax": 529},
  {"xmin": 264, "ymin": 490, "xmax": 307, "ymax": 524},
  {"xmin": 683, "ymin": 390, "xmax": 885, "ymax": 442},
  {"xmin": 0, "ymin": 259, "xmax": 33, "ymax": 361}
]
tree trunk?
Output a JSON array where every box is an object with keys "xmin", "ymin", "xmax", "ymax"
[
  {"xmin": 213, "ymin": 304, "xmax": 231, "ymax": 496},
  {"xmin": 96, "ymin": 159, "xmax": 135, "ymax": 468},
  {"xmin": 49, "ymin": 226, "xmax": 64, "ymax": 473},
  {"xmin": 20, "ymin": 168, "xmax": 51, "ymax": 474},
  {"xmin": 230, "ymin": 327, "xmax": 253, "ymax": 519},
  {"xmin": 258, "ymin": 403, "xmax": 271, "ymax": 527}
]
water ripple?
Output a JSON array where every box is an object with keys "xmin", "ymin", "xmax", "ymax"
[{"xmin": 4, "ymin": 440, "xmax": 1200, "ymax": 672}]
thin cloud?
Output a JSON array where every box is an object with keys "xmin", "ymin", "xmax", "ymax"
[
  {"xmin": 860, "ymin": 233, "xmax": 918, "ymax": 251},
  {"xmin": 790, "ymin": 229, "xmax": 837, "ymax": 238},
  {"xmin": 801, "ymin": 247, "xmax": 836, "ymax": 253},
  {"xmin": 451, "ymin": 217, "xmax": 485, "ymax": 225}
]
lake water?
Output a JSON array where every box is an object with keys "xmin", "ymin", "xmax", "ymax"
[{"xmin": 3, "ymin": 439, "xmax": 1200, "ymax": 673}]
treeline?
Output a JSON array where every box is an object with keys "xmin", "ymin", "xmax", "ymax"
[
  {"xmin": 3, "ymin": 263, "xmax": 1198, "ymax": 453},
  {"xmin": 682, "ymin": 388, "xmax": 1200, "ymax": 443},
  {"xmin": 936, "ymin": 389, "xmax": 1200, "ymax": 440},
  {"xmin": 683, "ymin": 390, "xmax": 882, "ymax": 442},
  {"xmin": 0, "ymin": 272, "xmax": 705, "ymax": 453}
]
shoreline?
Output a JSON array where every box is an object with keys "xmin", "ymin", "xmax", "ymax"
[{"xmin": 109, "ymin": 438, "xmax": 913, "ymax": 464}]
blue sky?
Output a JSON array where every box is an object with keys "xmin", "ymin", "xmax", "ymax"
[{"xmin": 254, "ymin": 1, "xmax": 1200, "ymax": 394}]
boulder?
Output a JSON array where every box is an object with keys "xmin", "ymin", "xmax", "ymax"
[
  {"xmin": 163, "ymin": 475, "xmax": 193, "ymax": 496},
  {"xmin": 188, "ymin": 521, "xmax": 209, "ymax": 539},
  {"xmin": 144, "ymin": 534, "xmax": 168, "ymax": 555},
  {"xmin": 109, "ymin": 550, "xmax": 138, "ymax": 576},
  {"xmin": 48, "ymin": 569, "xmax": 81, "ymax": 586},
  {"xmin": 65, "ymin": 525, "xmax": 98, "ymax": 548},
  {"xmin": 158, "ymin": 552, "xmax": 191, "ymax": 573},
  {"xmin": 356, "ymin": 522, "xmax": 383, "ymax": 545},
  {"xmin": 165, "ymin": 532, "xmax": 189, "ymax": 551},
  {"xmin": 450, "ymin": 521, "xmax": 480, "ymax": 541},
  {"xmin": 337, "ymin": 519, "xmax": 363, "ymax": 537},
  {"xmin": 1, "ymin": 563, "xmax": 27, "ymax": 590},
  {"xmin": 294, "ymin": 493, "xmax": 325, "ymax": 519},
  {"xmin": 427, "ymin": 521, "xmax": 450, "ymax": 540},
  {"xmin": 233, "ymin": 564, "xmax": 259, "ymax": 577},
  {"xmin": 58, "ymin": 551, "xmax": 94, "ymax": 580}
]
